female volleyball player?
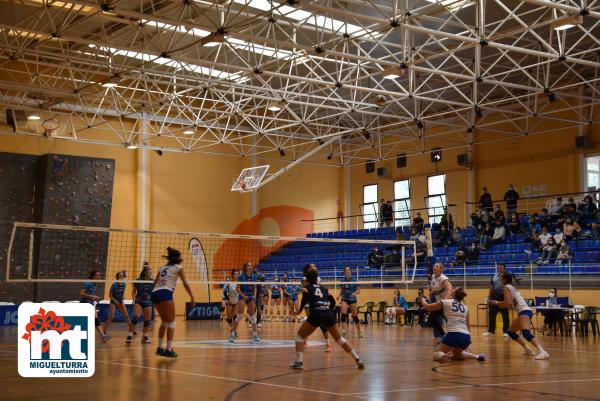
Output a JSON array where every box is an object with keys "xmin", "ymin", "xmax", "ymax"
[
  {"xmin": 282, "ymin": 272, "xmax": 291, "ymax": 322},
  {"xmin": 238, "ymin": 261, "xmax": 261, "ymax": 341},
  {"xmin": 287, "ymin": 280, "xmax": 301, "ymax": 322},
  {"xmin": 302, "ymin": 263, "xmax": 333, "ymax": 352},
  {"xmin": 269, "ymin": 276, "xmax": 282, "ymax": 322},
  {"xmin": 290, "ymin": 264, "xmax": 365, "ymax": 370},
  {"xmin": 338, "ymin": 266, "xmax": 363, "ymax": 338},
  {"xmin": 80, "ymin": 270, "xmax": 112, "ymax": 343},
  {"xmin": 151, "ymin": 247, "xmax": 195, "ymax": 357},
  {"xmin": 490, "ymin": 272, "xmax": 550, "ymax": 360},
  {"xmin": 420, "ymin": 287, "xmax": 485, "ymax": 363},
  {"xmin": 132, "ymin": 263, "xmax": 154, "ymax": 344},
  {"xmin": 102, "ymin": 271, "xmax": 136, "ymax": 343},
  {"xmin": 224, "ymin": 269, "xmax": 241, "ymax": 342},
  {"xmin": 429, "ymin": 262, "xmax": 453, "ymax": 344}
]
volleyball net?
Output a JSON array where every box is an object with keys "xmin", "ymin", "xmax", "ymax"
[{"xmin": 5, "ymin": 222, "xmax": 417, "ymax": 289}]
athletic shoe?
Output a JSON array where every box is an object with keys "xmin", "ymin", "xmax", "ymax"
[
  {"xmin": 477, "ymin": 354, "xmax": 486, "ymax": 362},
  {"xmin": 358, "ymin": 331, "xmax": 364, "ymax": 339},
  {"xmin": 523, "ymin": 348, "xmax": 535, "ymax": 356},
  {"xmin": 233, "ymin": 331, "xmax": 238, "ymax": 338},
  {"xmin": 125, "ymin": 335, "xmax": 133, "ymax": 344},
  {"xmin": 229, "ymin": 332, "xmax": 236, "ymax": 343},
  {"xmin": 325, "ymin": 343, "xmax": 333, "ymax": 353},
  {"xmin": 535, "ymin": 350, "xmax": 550, "ymax": 360},
  {"xmin": 156, "ymin": 347, "xmax": 166, "ymax": 356},
  {"xmin": 253, "ymin": 334, "xmax": 261, "ymax": 342},
  {"xmin": 141, "ymin": 336, "xmax": 151, "ymax": 344},
  {"xmin": 481, "ymin": 331, "xmax": 494, "ymax": 336},
  {"xmin": 502, "ymin": 333, "xmax": 509, "ymax": 338},
  {"xmin": 356, "ymin": 358, "xmax": 366, "ymax": 369},
  {"xmin": 289, "ymin": 361, "xmax": 304, "ymax": 370},
  {"xmin": 101, "ymin": 333, "xmax": 113, "ymax": 343},
  {"xmin": 163, "ymin": 349, "xmax": 178, "ymax": 358}
]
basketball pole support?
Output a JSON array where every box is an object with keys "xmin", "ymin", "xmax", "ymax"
[{"xmin": 253, "ymin": 136, "xmax": 339, "ymax": 190}]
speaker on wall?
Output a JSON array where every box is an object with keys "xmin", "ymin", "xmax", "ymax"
[
  {"xmin": 396, "ymin": 154, "xmax": 407, "ymax": 168},
  {"xmin": 457, "ymin": 153, "xmax": 470, "ymax": 166},
  {"xmin": 377, "ymin": 167, "xmax": 387, "ymax": 177},
  {"xmin": 366, "ymin": 160, "xmax": 375, "ymax": 173},
  {"xmin": 431, "ymin": 148, "xmax": 442, "ymax": 163},
  {"xmin": 575, "ymin": 136, "xmax": 590, "ymax": 149}
]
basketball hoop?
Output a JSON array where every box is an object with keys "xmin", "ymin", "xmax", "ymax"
[
  {"xmin": 231, "ymin": 165, "xmax": 270, "ymax": 193},
  {"xmin": 42, "ymin": 118, "xmax": 59, "ymax": 137}
]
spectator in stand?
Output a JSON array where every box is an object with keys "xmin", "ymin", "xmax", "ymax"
[
  {"xmin": 479, "ymin": 187, "xmax": 493, "ymax": 212},
  {"xmin": 379, "ymin": 198, "xmax": 386, "ymax": 227},
  {"xmin": 439, "ymin": 212, "xmax": 454, "ymax": 231},
  {"xmin": 412, "ymin": 212, "xmax": 425, "ymax": 233},
  {"xmin": 368, "ymin": 245, "xmax": 384, "ymax": 269},
  {"xmin": 415, "ymin": 242, "xmax": 427, "ymax": 264},
  {"xmin": 538, "ymin": 208, "xmax": 550, "ymax": 228},
  {"xmin": 494, "ymin": 204, "xmax": 506, "ymax": 225},
  {"xmin": 541, "ymin": 288, "xmax": 562, "ymax": 335},
  {"xmin": 591, "ymin": 210, "xmax": 600, "ymax": 238},
  {"xmin": 580, "ymin": 195, "xmax": 598, "ymax": 220},
  {"xmin": 435, "ymin": 225, "xmax": 451, "ymax": 247},
  {"xmin": 504, "ymin": 184, "xmax": 520, "ymax": 213},
  {"xmin": 553, "ymin": 226, "xmax": 564, "ymax": 244},
  {"xmin": 383, "ymin": 200, "xmax": 394, "ymax": 227},
  {"xmin": 451, "ymin": 227, "xmax": 462, "ymax": 245},
  {"xmin": 530, "ymin": 226, "xmax": 552, "ymax": 252},
  {"xmin": 555, "ymin": 240, "xmax": 572, "ymax": 265},
  {"xmin": 468, "ymin": 242, "xmax": 480, "ymax": 261},
  {"xmin": 484, "ymin": 220, "xmax": 506, "ymax": 250},
  {"xmin": 479, "ymin": 222, "xmax": 494, "ymax": 248},
  {"xmin": 409, "ymin": 227, "xmax": 421, "ymax": 243},
  {"xmin": 482, "ymin": 264, "xmax": 509, "ymax": 337},
  {"xmin": 508, "ymin": 213, "xmax": 522, "ymax": 235},
  {"xmin": 528, "ymin": 213, "xmax": 541, "ymax": 232},
  {"xmin": 454, "ymin": 244, "xmax": 468, "ymax": 265},
  {"xmin": 537, "ymin": 237, "xmax": 558, "ymax": 265},
  {"xmin": 565, "ymin": 197, "xmax": 577, "ymax": 213},
  {"xmin": 563, "ymin": 218, "xmax": 582, "ymax": 240},
  {"xmin": 549, "ymin": 197, "xmax": 563, "ymax": 219}
]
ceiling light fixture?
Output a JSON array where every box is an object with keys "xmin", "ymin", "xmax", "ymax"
[
  {"xmin": 126, "ymin": 143, "xmax": 138, "ymax": 149},
  {"xmin": 267, "ymin": 100, "xmax": 284, "ymax": 112},
  {"xmin": 551, "ymin": 14, "xmax": 583, "ymax": 31},
  {"xmin": 183, "ymin": 129, "xmax": 195, "ymax": 135},
  {"xmin": 27, "ymin": 115, "xmax": 41, "ymax": 121}
]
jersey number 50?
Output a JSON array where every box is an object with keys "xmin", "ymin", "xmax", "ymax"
[{"xmin": 451, "ymin": 302, "xmax": 465, "ymax": 313}]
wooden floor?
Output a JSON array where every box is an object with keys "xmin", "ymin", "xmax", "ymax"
[{"xmin": 2, "ymin": 319, "xmax": 600, "ymax": 401}]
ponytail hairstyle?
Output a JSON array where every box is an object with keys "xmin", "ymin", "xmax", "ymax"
[
  {"xmin": 454, "ymin": 287, "xmax": 467, "ymax": 302},
  {"xmin": 164, "ymin": 247, "xmax": 183, "ymax": 265},
  {"xmin": 303, "ymin": 263, "xmax": 316, "ymax": 277},
  {"xmin": 501, "ymin": 271, "xmax": 520, "ymax": 286},
  {"xmin": 88, "ymin": 270, "xmax": 99, "ymax": 279}
]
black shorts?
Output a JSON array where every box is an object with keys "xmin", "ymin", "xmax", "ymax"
[{"xmin": 307, "ymin": 310, "xmax": 337, "ymax": 328}]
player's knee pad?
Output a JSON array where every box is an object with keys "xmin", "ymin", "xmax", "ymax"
[
  {"xmin": 341, "ymin": 313, "xmax": 348, "ymax": 323},
  {"xmin": 235, "ymin": 314, "xmax": 244, "ymax": 323},
  {"xmin": 164, "ymin": 321, "xmax": 175, "ymax": 329},
  {"xmin": 522, "ymin": 329, "xmax": 535, "ymax": 342},
  {"xmin": 249, "ymin": 315, "xmax": 257, "ymax": 325},
  {"xmin": 336, "ymin": 337, "xmax": 347, "ymax": 347},
  {"xmin": 295, "ymin": 335, "xmax": 306, "ymax": 345},
  {"xmin": 433, "ymin": 351, "xmax": 446, "ymax": 362},
  {"xmin": 95, "ymin": 318, "xmax": 101, "ymax": 327},
  {"xmin": 131, "ymin": 316, "xmax": 140, "ymax": 325},
  {"xmin": 507, "ymin": 331, "xmax": 519, "ymax": 340},
  {"xmin": 353, "ymin": 316, "xmax": 360, "ymax": 324},
  {"xmin": 143, "ymin": 320, "xmax": 152, "ymax": 328}
]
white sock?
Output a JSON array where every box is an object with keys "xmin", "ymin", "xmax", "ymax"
[
  {"xmin": 350, "ymin": 349, "xmax": 359, "ymax": 359},
  {"xmin": 158, "ymin": 338, "xmax": 165, "ymax": 348},
  {"xmin": 296, "ymin": 352, "xmax": 303, "ymax": 363},
  {"xmin": 167, "ymin": 341, "xmax": 173, "ymax": 351}
]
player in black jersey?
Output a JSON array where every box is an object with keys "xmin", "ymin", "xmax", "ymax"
[
  {"xmin": 290, "ymin": 265, "xmax": 365, "ymax": 370},
  {"xmin": 302, "ymin": 263, "xmax": 333, "ymax": 352}
]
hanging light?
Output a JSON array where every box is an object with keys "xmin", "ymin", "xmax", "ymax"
[{"xmin": 551, "ymin": 14, "xmax": 583, "ymax": 30}]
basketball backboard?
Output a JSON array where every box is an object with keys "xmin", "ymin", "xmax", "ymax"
[{"xmin": 231, "ymin": 165, "xmax": 270, "ymax": 192}]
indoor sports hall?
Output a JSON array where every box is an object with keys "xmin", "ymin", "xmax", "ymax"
[{"xmin": 0, "ymin": 0, "xmax": 599, "ymax": 400}]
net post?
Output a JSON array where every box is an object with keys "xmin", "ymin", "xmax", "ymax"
[
  {"xmin": 401, "ymin": 242, "xmax": 406, "ymax": 283},
  {"xmin": 463, "ymin": 261, "xmax": 467, "ymax": 290},
  {"xmin": 6, "ymin": 223, "xmax": 17, "ymax": 281},
  {"xmin": 27, "ymin": 228, "xmax": 34, "ymax": 281}
]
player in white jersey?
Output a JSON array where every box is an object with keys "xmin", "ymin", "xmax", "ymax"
[
  {"xmin": 429, "ymin": 263, "xmax": 453, "ymax": 344},
  {"xmin": 490, "ymin": 272, "xmax": 550, "ymax": 360},
  {"xmin": 421, "ymin": 287, "xmax": 485, "ymax": 363},
  {"xmin": 224, "ymin": 270, "xmax": 241, "ymax": 342},
  {"xmin": 150, "ymin": 247, "xmax": 195, "ymax": 357}
]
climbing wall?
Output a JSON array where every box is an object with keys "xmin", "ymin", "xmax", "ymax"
[
  {"xmin": 32, "ymin": 154, "xmax": 115, "ymax": 301},
  {"xmin": 0, "ymin": 153, "xmax": 37, "ymax": 302},
  {"xmin": 0, "ymin": 152, "xmax": 115, "ymax": 302}
]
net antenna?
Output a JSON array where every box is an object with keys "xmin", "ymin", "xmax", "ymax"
[{"xmin": 231, "ymin": 165, "xmax": 270, "ymax": 193}]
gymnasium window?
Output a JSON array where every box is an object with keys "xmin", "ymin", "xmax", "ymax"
[
  {"xmin": 394, "ymin": 179, "xmax": 411, "ymax": 228},
  {"xmin": 426, "ymin": 174, "xmax": 446, "ymax": 224},
  {"xmin": 585, "ymin": 156, "xmax": 600, "ymax": 190},
  {"xmin": 362, "ymin": 184, "xmax": 378, "ymax": 229}
]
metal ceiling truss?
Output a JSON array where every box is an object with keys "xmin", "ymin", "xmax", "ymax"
[{"xmin": 0, "ymin": 0, "xmax": 597, "ymax": 168}]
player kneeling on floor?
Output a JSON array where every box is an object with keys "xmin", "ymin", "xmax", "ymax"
[
  {"xmin": 420, "ymin": 287, "xmax": 485, "ymax": 363},
  {"xmin": 290, "ymin": 264, "xmax": 365, "ymax": 370}
]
